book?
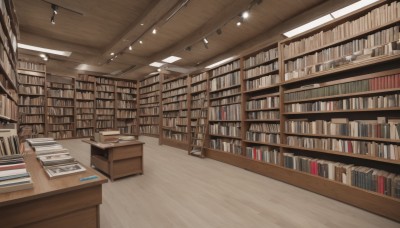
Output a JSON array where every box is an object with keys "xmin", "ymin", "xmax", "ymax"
[{"xmin": 43, "ymin": 162, "xmax": 86, "ymax": 179}]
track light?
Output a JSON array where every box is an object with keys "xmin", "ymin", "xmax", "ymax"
[
  {"xmin": 52, "ymin": 4, "xmax": 58, "ymax": 15},
  {"xmin": 203, "ymin": 38, "xmax": 208, "ymax": 44},
  {"xmin": 152, "ymin": 28, "xmax": 157, "ymax": 34},
  {"xmin": 51, "ymin": 14, "xmax": 55, "ymax": 24},
  {"xmin": 139, "ymin": 40, "xmax": 143, "ymax": 44},
  {"xmin": 242, "ymin": 11, "xmax": 249, "ymax": 19},
  {"xmin": 129, "ymin": 45, "xmax": 132, "ymax": 51},
  {"xmin": 236, "ymin": 17, "xmax": 243, "ymax": 26},
  {"xmin": 157, "ymin": 68, "xmax": 161, "ymax": 72},
  {"xmin": 110, "ymin": 52, "xmax": 114, "ymax": 56}
]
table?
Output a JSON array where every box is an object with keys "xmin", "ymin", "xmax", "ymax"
[
  {"xmin": 0, "ymin": 153, "xmax": 108, "ymax": 227},
  {"xmin": 83, "ymin": 139, "xmax": 144, "ymax": 181}
]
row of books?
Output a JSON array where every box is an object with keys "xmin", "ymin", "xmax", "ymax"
[
  {"xmin": 77, "ymin": 129, "xmax": 94, "ymax": 137},
  {"xmin": 96, "ymin": 100, "xmax": 114, "ymax": 108},
  {"xmin": 116, "ymin": 87, "xmax": 136, "ymax": 94},
  {"xmin": 76, "ymin": 114, "xmax": 93, "ymax": 120},
  {"xmin": 19, "ymin": 96, "xmax": 43, "ymax": 106},
  {"xmin": 162, "ymin": 88, "xmax": 187, "ymax": 98},
  {"xmin": 282, "ymin": 1, "xmax": 400, "ymax": 59},
  {"xmin": 192, "ymin": 91, "xmax": 207, "ymax": 100},
  {"xmin": 209, "ymin": 122, "xmax": 241, "ymax": 137},
  {"xmin": 18, "ymin": 74, "xmax": 45, "ymax": 85},
  {"xmin": 139, "ymin": 107, "xmax": 159, "ymax": 115},
  {"xmin": 47, "ymin": 82, "xmax": 73, "ymax": 89},
  {"xmin": 287, "ymin": 136, "xmax": 400, "ymax": 161},
  {"xmin": 191, "ymin": 81, "xmax": 207, "ymax": 93},
  {"xmin": 117, "ymin": 93, "xmax": 135, "ymax": 101},
  {"xmin": 209, "ymin": 71, "xmax": 240, "ymax": 91},
  {"xmin": 47, "ymin": 131, "xmax": 73, "ymax": 139},
  {"xmin": 246, "ymin": 74, "xmax": 280, "ymax": 91},
  {"xmin": 191, "ymin": 73, "xmax": 207, "ymax": 84},
  {"xmin": 76, "ymin": 120, "xmax": 93, "ymax": 128},
  {"xmin": 47, "ymin": 98, "xmax": 74, "ymax": 106},
  {"xmin": 140, "ymin": 126, "xmax": 159, "ymax": 135},
  {"xmin": 285, "ymin": 93, "xmax": 400, "ymax": 112},
  {"xmin": 163, "ymin": 78, "xmax": 187, "ymax": 91},
  {"xmin": 77, "ymin": 75, "xmax": 95, "ymax": 82},
  {"xmin": 246, "ymin": 96, "xmax": 279, "ymax": 110},
  {"xmin": 139, "ymin": 84, "xmax": 159, "ymax": 94},
  {"xmin": 0, "ymin": 95, "xmax": 17, "ymax": 120},
  {"xmin": 246, "ymin": 146, "xmax": 280, "ymax": 165},
  {"xmin": 96, "ymin": 85, "xmax": 114, "ymax": 92},
  {"xmin": 48, "ymin": 124, "xmax": 74, "ymax": 131},
  {"xmin": 96, "ymin": 109, "xmax": 114, "ymax": 115},
  {"xmin": 118, "ymin": 100, "xmax": 136, "ymax": 109},
  {"xmin": 117, "ymin": 110, "xmax": 136, "ymax": 118},
  {"xmin": 117, "ymin": 80, "xmax": 136, "ymax": 88},
  {"xmin": 244, "ymin": 62, "xmax": 279, "ymax": 79},
  {"xmin": 163, "ymin": 117, "xmax": 187, "ymax": 127},
  {"xmin": 76, "ymin": 81, "xmax": 94, "ymax": 90},
  {"xmin": 210, "ymin": 95, "xmax": 240, "ymax": 106},
  {"xmin": 284, "ymin": 73, "xmax": 400, "ymax": 102},
  {"xmin": 139, "ymin": 117, "xmax": 159, "ymax": 124},
  {"xmin": 77, "ymin": 108, "xmax": 93, "ymax": 114},
  {"xmin": 246, "ymin": 132, "xmax": 280, "ymax": 144},
  {"xmin": 0, "ymin": 134, "xmax": 19, "ymax": 156},
  {"xmin": 139, "ymin": 75, "xmax": 159, "ymax": 87},
  {"xmin": 20, "ymin": 124, "xmax": 44, "ymax": 134},
  {"xmin": 209, "ymin": 87, "xmax": 240, "ymax": 99},
  {"xmin": 191, "ymin": 109, "xmax": 207, "ymax": 119},
  {"xmin": 96, "ymin": 120, "xmax": 114, "ymax": 129},
  {"xmin": 18, "ymin": 85, "xmax": 44, "ymax": 94},
  {"xmin": 209, "ymin": 138, "xmax": 241, "ymax": 155},
  {"xmin": 96, "ymin": 91, "xmax": 114, "ymax": 99},
  {"xmin": 47, "ymin": 89, "xmax": 74, "ymax": 98},
  {"xmin": 247, "ymin": 110, "xmax": 280, "ymax": 120},
  {"xmin": 210, "ymin": 60, "xmax": 240, "ymax": 77},
  {"xmin": 48, "ymin": 116, "xmax": 73, "ymax": 124},
  {"xmin": 97, "ymin": 115, "xmax": 114, "ymax": 120},
  {"xmin": 0, "ymin": 44, "xmax": 16, "ymax": 86},
  {"xmin": 76, "ymin": 101, "xmax": 94, "ymax": 108},
  {"xmin": 283, "ymin": 153, "xmax": 400, "ymax": 199},
  {"xmin": 209, "ymin": 104, "xmax": 241, "ymax": 121},
  {"xmin": 140, "ymin": 96, "xmax": 159, "ymax": 104},
  {"xmin": 48, "ymin": 107, "xmax": 74, "ymax": 116},
  {"xmin": 285, "ymin": 118, "xmax": 400, "ymax": 140},
  {"xmin": 76, "ymin": 91, "xmax": 94, "ymax": 100},
  {"xmin": 163, "ymin": 130, "xmax": 188, "ymax": 141},
  {"xmin": 162, "ymin": 102, "xmax": 187, "ymax": 111},
  {"xmin": 249, "ymin": 123, "xmax": 280, "ymax": 133},
  {"xmin": 20, "ymin": 115, "xmax": 44, "ymax": 123},
  {"xmin": 0, "ymin": 154, "xmax": 33, "ymax": 194},
  {"xmin": 18, "ymin": 61, "xmax": 45, "ymax": 71},
  {"xmin": 244, "ymin": 47, "xmax": 278, "ymax": 69},
  {"xmin": 191, "ymin": 99, "xmax": 208, "ymax": 109},
  {"xmin": 163, "ymin": 94, "xmax": 187, "ymax": 104},
  {"xmin": 96, "ymin": 77, "xmax": 114, "ymax": 85}
]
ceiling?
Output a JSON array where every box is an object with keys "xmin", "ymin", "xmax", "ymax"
[{"xmin": 14, "ymin": 0, "xmax": 355, "ymax": 80}]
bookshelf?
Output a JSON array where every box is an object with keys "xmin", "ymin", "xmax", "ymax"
[
  {"xmin": 138, "ymin": 74, "xmax": 160, "ymax": 137},
  {"xmin": 75, "ymin": 74, "xmax": 95, "ymax": 137},
  {"xmin": 115, "ymin": 79, "xmax": 138, "ymax": 137},
  {"xmin": 207, "ymin": 59, "xmax": 242, "ymax": 155},
  {"xmin": 95, "ymin": 76, "xmax": 115, "ymax": 131},
  {"xmin": 242, "ymin": 45, "xmax": 281, "ymax": 165},
  {"xmin": 0, "ymin": 0, "xmax": 18, "ymax": 127},
  {"xmin": 17, "ymin": 61, "xmax": 46, "ymax": 138},
  {"xmin": 160, "ymin": 74, "xmax": 189, "ymax": 150},
  {"xmin": 188, "ymin": 72, "xmax": 209, "ymax": 157},
  {"xmin": 45, "ymin": 74, "xmax": 75, "ymax": 139},
  {"xmin": 204, "ymin": 1, "xmax": 400, "ymax": 221}
]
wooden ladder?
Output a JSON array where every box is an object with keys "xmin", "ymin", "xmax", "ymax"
[{"xmin": 189, "ymin": 100, "xmax": 208, "ymax": 158}]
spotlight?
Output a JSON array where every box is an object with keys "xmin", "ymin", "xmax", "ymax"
[
  {"xmin": 110, "ymin": 52, "xmax": 114, "ymax": 56},
  {"xmin": 216, "ymin": 29, "xmax": 222, "ymax": 35},
  {"xmin": 157, "ymin": 68, "xmax": 161, "ymax": 72},
  {"xmin": 51, "ymin": 14, "xmax": 55, "ymax": 24},
  {"xmin": 39, "ymin": 53, "xmax": 46, "ymax": 58},
  {"xmin": 139, "ymin": 40, "xmax": 143, "ymax": 44},
  {"xmin": 129, "ymin": 45, "xmax": 132, "ymax": 51},
  {"xmin": 51, "ymin": 4, "xmax": 58, "ymax": 15},
  {"xmin": 152, "ymin": 28, "xmax": 157, "ymax": 34},
  {"xmin": 236, "ymin": 21, "xmax": 241, "ymax": 26},
  {"xmin": 203, "ymin": 38, "xmax": 209, "ymax": 44},
  {"xmin": 242, "ymin": 11, "xmax": 249, "ymax": 19}
]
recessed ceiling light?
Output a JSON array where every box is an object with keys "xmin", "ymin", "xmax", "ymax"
[
  {"xmin": 205, "ymin": 57, "xmax": 235, "ymax": 69},
  {"xmin": 140, "ymin": 23, "xmax": 144, "ymax": 26},
  {"xmin": 18, "ymin": 43, "xmax": 72, "ymax": 57},
  {"xmin": 331, "ymin": 0, "xmax": 379, "ymax": 18},
  {"xmin": 110, "ymin": 52, "xmax": 114, "ymax": 56},
  {"xmin": 236, "ymin": 21, "xmax": 242, "ymax": 26},
  {"xmin": 139, "ymin": 40, "xmax": 143, "ymax": 44},
  {"xmin": 162, "ymin": 56, "xmax": 181, "ymax": 63},
  {"xmin": 149, "ymin": 62, "xmax": 165, "ymax": 67},
  {"xmin": 242, "ymin": 11, "xmax": 249, "ymax": 19},
  {"xmin": 283, "ymin": 14, "xmax": 333, "ymax": 38}
]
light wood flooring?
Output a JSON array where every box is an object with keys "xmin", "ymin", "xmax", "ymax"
[{"xmin": 59, "ymin": 137, "xmax": 400, "ymax": 228}]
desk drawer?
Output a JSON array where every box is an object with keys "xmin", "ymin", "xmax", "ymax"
[
  {"xmin": 91, "ymin": 155, "xmax": 109, "ymax": 174},
  {"xmin": 112, "ymin": 145, "xmax": 142, "ymax": 160}
]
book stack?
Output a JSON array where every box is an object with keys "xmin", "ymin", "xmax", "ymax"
[
  {"xmin": 0, "ymin": 154, "xmax": 33, "ymax": 193},
  {"xmin": 26, "ymin": 138, "xmax": 86, "ymax": 179}
]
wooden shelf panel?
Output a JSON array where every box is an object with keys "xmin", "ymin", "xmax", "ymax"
[
  {"xmin": 284, "ymin": 132, "xmax": 400, "ymax": 144},
  {"xmin": 283, "ymin": 107, "xmax": 400, "ymax": 115},
  {"xmin": 209, "ymin": 134, "xmax": 241, "ymax": 139}
]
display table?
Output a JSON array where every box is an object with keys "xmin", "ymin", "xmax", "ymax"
[
  {"xmin": 82, "ymin": 140, "xmax": 144, "ymax": 181},
  {"xmin": 0, "ymin": 152, "xmax": 107, "ymax": 227}
]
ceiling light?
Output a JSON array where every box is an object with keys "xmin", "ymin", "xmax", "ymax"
[
  {"xmin": 110, "ymin": 52, "xmax": 114, "ymax": 56},
  {"xmin": 51, "ymin": 4, "xmax": 58, "ymax": 15},
  {"xmin": 203, "ymin": 38, "xmax": 209, "ymax": 44},
  {"xmin": 152, "ymin": 28, "xmax": 157, "ymax": 34},
  {"xmin": 162, "ymin": 56, "xmax": 181, "ymax": 63},
  {"xmin": 51, "ymin": 14, "xmax": 55, "ymax": 24},
  {"xmin": 242, "ymin": 11, "xmax": 249, "ymax": 19},
  {"xmin": 236, "ymin": 21, "xmax": 242, "ymax": 26},
  {"xmin": 129, "ymin": 45, "xmax": 132, "ymax": 51},
  {"xmin": 18, "ymin": 43, "xmax": 72, "ymax": 56},
  {"xmin": 331, "ymin": 0, "xmax": 379, "ymax": 18},
  {"xmin": 43, "ymin": 57, "xmax": 48, "ymax": 61},
  {"xmin": 139, "ymin": 40, "xmax": 143, "ymax": 44},
  {"xmin": 140, "ymin": 23, "xmax": 144, "ymax": 26},
  {"xmin": 157, "ymin": 68, "xmax": 161, "ymax": 72},
  {"xmin": 149, "ymin": 62, "xmax": 165, "ymax": 67},
  {"xmin": 205, "ymin": 57, "xmax": 235, "ymax": 69},
  {"xmin": 283, "ymin": 14, "xmax": 333, "ymax": 38},
  {"xmin": 39, "ymin": 53, "xmax": 46, "ymax": 58}
]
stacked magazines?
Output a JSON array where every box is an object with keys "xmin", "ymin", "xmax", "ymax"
[
  {"xmin": 26, "ymin": 138, "xmax": 86, "ymax": 179},
  {"xmin": 0, "ymin": 154, "xmax": 33, "ymax": 193}
]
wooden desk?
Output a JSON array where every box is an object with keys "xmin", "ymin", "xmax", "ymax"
[
  {"xmin": 0, "ymin": 153, "xmax": 108, "ymax": 228},
  {"xmin": 83, "ymin": 140, "xmax": 144, "ymax": 181}
]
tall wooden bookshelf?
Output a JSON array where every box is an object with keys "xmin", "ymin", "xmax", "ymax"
[
  {"xmin": 95, "ymin": 77, "xmax": 115, "ymax": 131},
  {"xmin": 0, "ymin": 0, "xmax": 18, "ymax": 128},
  {"xmin": 160, "ymin": 75, "xmax": 189, "ymax": 150},
  {"xmin": 242, "ymin": 45, "xmax": 281, "ymax": 165},
  {"xmin": 204, "ymin": 0, "xmax": 400, "ymax": 222},
  {"xmin": 188, "ymin": 72, "xmax": 209, "ymax": 157},
  {"xmin": 115, "ymin": 79, "xmax": 138, "ymax": 137},
  {"xmin": 17, "ymin": 61, "xmax": 46, "ymax": 138},
  {"xmin": 46, "ymin": 74, "xmax": 75, "ymax": 139},
  {"xmin": 138, "ymin": 74, "xmax": 160, "ymax": 137},
  {"xmin": 207, "ymin": 59, "xmax": 242, "ymax": 155},
  {"xmin": 75, "ymin": 74, "xmax": 95, "ymax": 137}
]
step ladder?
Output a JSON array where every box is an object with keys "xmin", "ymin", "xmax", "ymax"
[{"xmin": 189, "ymin": 100, "xmax": 208, "ymax": 158}]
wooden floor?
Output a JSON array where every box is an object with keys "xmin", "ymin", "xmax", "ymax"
[{"xmin": 60, "ymin": 137, "xmax": 400, "ymax": 228}]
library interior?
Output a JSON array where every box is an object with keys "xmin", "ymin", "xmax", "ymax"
[{"xmin": 0, "ymin": 0, "xmax": 400, "ymax": 227}]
